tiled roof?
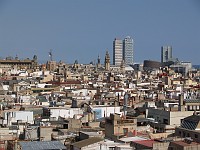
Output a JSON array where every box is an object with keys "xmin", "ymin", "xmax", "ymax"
[
  {"xmin": 132, "ymin": 140, "xmax": 156, "ymax": 148},
  {"xmin": 19, "ymin": 141, "xmax": 66, "ymax": 150},
  {"xmin": 185, "ymin": 99, "xmax": 200, "ymax": 103},
  {"xmin": 181, "ymin": 120, "xmax": 198, "ymax": 130}
]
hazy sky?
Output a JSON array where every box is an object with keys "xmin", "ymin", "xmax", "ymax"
[{"xmin": 0, "ymin": 0, "xmax": 200, "ymax": 64}]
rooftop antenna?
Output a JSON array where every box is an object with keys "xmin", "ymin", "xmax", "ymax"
[{"xmin": 49, "ymin": 49, "xmax": 53, "ymax": 61}]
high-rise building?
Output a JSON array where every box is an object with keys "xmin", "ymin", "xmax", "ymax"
[
  {"xmin": 123, "ymin": 36, "xmax": 134, "ymax": 65},
  {"xmin": 161, "ymin": 46, "xmax": 172, "ymax": 63},
  {"xmin": 113, "ymin": 38, "xmax": 123, "ymax": 66}
]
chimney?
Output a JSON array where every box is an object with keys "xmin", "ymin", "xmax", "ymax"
[
  {"xmin": 178, "ymin": 94, "xmax": 185, "ymax": 111},
  {"xmin": 193, "ymin": 110, "xmax": 197, "ymax": 116},
  {"xmin": 179, "ymin": 94, "xmax": 184, "ymax": 105}
]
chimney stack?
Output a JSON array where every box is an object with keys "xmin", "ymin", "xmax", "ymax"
[{"xmin": 178, "ymin": 94, "xmax": 185, "ymax": 111}]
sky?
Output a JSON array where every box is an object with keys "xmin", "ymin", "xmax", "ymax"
[{"xmin": 0, "ymin": 0, "xmax": 200, "ymax": 65}]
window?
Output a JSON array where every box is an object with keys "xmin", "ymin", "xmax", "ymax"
[
  {"xmin": 187, "ymin": 133, "xmax": 190, "ymax": 137},
  {"xmin": 123, "ymin": 128, "xmax": 128, "ymax": 135},
  {"xmin": 157, "ymin": 117, "xmax": 159, "ymax": 122},
  {"xmin": 163, "ymin": 119, "xmax": 169, "ymax": 124},
  {"xmin": 183, "ymin": 132, "xmax": 186, "ymax": 137}
]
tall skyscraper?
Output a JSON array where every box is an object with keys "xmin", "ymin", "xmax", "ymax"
[
  {"xmin": 161, "ymin": 46, "xmax": 172, "ymax": 63},
  {"xmin": 123, "ymin": 36, "xmax": 134, "ymax": 65},
  {"xmin": 113, "ymin": 38, "xmax": 123, "ymax": 66}
]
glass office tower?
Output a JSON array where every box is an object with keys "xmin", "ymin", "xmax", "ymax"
[{"xmin": 161, "ymin": 46, "xmax": 172, "ymax": 63}]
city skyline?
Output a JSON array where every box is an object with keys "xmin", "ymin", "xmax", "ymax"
[{"xmin": 0, "ymin": 1, "xmax": 200, "ymax": 65}]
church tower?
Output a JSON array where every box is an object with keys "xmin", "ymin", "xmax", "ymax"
[
  {"xmin": 104, "ymin": 51, "xmax": 110, "ymax": 71},
  {"xmin": 97, "ymin": 55, "xmax": 101, "ymax": 68},
  {"xmin": 120, "ymin": 59, "xmax": 125, "ymax": 74}
]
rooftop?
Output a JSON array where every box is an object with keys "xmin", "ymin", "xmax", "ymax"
[
  {"xmin": 132, "ymin": 139, "xmax": 156, "ymax": 148},
  {"xmin": 171, "ymin": 140, "xmax": 200, "ymax": 147},
  {"xmin": 71, "ymin": 137, "xmax": 103, "ymax": 149},
  {"xmin": 119, "ymin": 136, "xmax": 148, "ymax": 143},
  {"xmin": 18, "ymin": 141, "xmax": 66, "ymax": 150}
]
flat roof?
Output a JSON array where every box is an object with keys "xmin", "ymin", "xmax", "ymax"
[{"xmin": 119, "ymin": 136, "xmax": 148, "ymax": 142}]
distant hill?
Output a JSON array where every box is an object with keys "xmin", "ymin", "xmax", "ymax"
[{"xmin": 193, "ymin": 65, "xmax": 200, "ymax": 69}]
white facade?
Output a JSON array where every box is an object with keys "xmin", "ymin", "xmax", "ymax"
[
  {"xmin": 31, "ymin": 70, "xmax": 50, "ymax": 77},
  {"xmin": 19, "ymin": 95, "xmax": 32, "ymax": 103},
  {"xmin": 72, "ymin": 89, "xmax": 92, "ymax": 97},
  {"xmin": 3, "ymin": 111, "xmax": 34, "ymax": 125},
  {"xmin": 93, "ymin": 106, "xmax": 121, "ymax": 119},
  {"xmin": 50, "ymin": 108, "xmax": 83, "ymax": 120},
  {"xmin": 75, "ymin": 139, "xmax": 133, "ymax": 150}
]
